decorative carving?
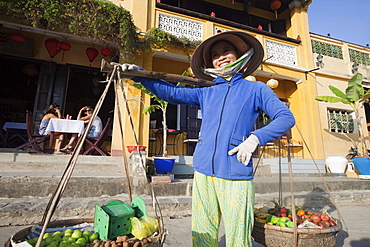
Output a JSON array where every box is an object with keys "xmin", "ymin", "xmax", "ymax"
[
  {"xmin": 266, "ymin": 40, "xmax": 297, "ymax": 66},
  {"xmin": 158, "ymin": 13, "xmax": 203, "ymax": 41}
]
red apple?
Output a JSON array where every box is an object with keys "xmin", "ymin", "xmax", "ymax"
[
  {"xmin": 280, "ymin": 207, "xmax": 288, "ymax": 213},
  {"xmin": 318, "ymin": 221, "xmax": 330, "ymax": 228},
  {"xmin": 310, "ymin": 214, "xmax": 321, "ymax": 223},
  {"xmin": 320, "ymin": 213, "xmax": 330, "ymax": 222},
  {"xmin": 328, "ymin": 219, "xmax": 337, "ymax": 227}
]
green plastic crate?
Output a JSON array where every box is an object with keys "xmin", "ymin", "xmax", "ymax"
[{"xmin": 94, "ymin": 200, "xmax": 135, "ymax": 240}]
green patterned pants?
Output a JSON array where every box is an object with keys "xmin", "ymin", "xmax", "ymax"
[{"xmin": 192, "ymin": 171, "xmax": 255, "ymax": 247}]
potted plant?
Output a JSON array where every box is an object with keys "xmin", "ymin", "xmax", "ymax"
[
  {"xmin": 131, "ymin": 82, "xmax": 175, "ymax": 173},
  {"xmin": 315, "ymin": 73, "xmax": 370, "ymax": 175}
]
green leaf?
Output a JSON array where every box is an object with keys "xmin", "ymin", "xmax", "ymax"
[
  {"xmin": 328, "ymin": 85, "xmax": 347, "ymax": 101},
  {"xmin": 315, "ymin": 96, "xmax": 351, "ymax": 104},
  {"xmin": 361, "ymin": 90, "xmax": 370, "ymax": 102},
  {"xmin": 142, "ymin": 105, "xmax": 160, "ymax": 115},
  {"xmin": 346, "ymin": 73, "xmax": 363, "ymax": 102}
]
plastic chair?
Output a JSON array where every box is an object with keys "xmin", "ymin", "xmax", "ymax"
[
  {"xmin": 15, "ymin": 110, "xmax": 50, "ymax": 154},
  {"xmin": 82, "ymin": 118, "xmax": 112, "ymax": 156}
]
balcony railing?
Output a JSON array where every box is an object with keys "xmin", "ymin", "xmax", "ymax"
[{"xmin": 157, "ymin": 9, "xmax": 299, "ymax": 68}]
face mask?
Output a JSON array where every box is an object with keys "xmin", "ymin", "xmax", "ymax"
[{"xmin": 202, "ymin": 48, "xmax": 254, "ymax": 79}]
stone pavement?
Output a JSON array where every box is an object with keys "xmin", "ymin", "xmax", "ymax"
[
  {"xmin": 1, "ymin": 206, "xmax": 370, "ymax": 247},
  {"xmin": 1, "ymin": 150, "xmax": 370, "ymax": 246}
]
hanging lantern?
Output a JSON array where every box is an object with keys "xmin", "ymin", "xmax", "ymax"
[
  {"xmin": 86, "ymin": 47, "xmax": 98, "ymax": 62},
  {"xmin": 267, "ymin": 78, "xmax": 279, "ymax": 89},
  {"xmin": 86, "ymin": 47, "xmax": 99, "ymax": 74},
  {"xmin": 59, "ymin": 41, "xmax": 71, "ymax": 61},
  {"xmin": 245, "ymin": 75, "xmax": 257, "ymax": 81},
  {"xmin": 100, "ymin": 47, "xmax": 111, "ymax": 57},
  {"xmin": 270, "ymin": 0, "xmax": 282, "ymax": 18},
  {"xmin": 44, "ymin": 38, "xmax": 61, "ymax": 58},
  {"xmin": 11, "ymin": 33, "xmax": 26, "ymax": 43},
  {"xmin": 22, "ymin": 63, "xmax": 39, "ymax": 85}
]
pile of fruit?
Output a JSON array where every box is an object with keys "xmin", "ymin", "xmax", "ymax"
[
  {"xmin": 26, "ymin": 228, "xmax": 157, "ymax": 247},
  {"xmin": 254, "ymin": 202, "xmax": 338, "ymax": 229},
  {"xmin": 27, "ymin": 229, "xmax": 98, "ymax": 247}
]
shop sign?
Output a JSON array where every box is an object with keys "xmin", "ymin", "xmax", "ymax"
[{"xmin": 0, "ymin": 32, "xmax": 34, "ymax": 57}]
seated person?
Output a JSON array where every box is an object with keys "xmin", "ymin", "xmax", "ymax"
[
  {"xmin": 61, "ymin": 106, "xmax": 103, "ymax": 153},
  {"xmin": 39, "ymin": 103, "xmax": 65, "ymax": 154}
]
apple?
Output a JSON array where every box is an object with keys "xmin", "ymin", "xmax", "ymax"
[
  {"xmin": 43, "ymin": 233, "xmax": 52, "ymax": 239},
  {"xmin": 318, "ymin": 221, "xmax": 330, "ymax": 228},
  {"xmin": 89, "ymin": 233, "xmax": 99, "ymax": 242},
  {"xmin": 280, "ymin": 207, "xmax": 288, "ymax": 213},
  {"xmin": 320, "ymin": 213, "xmax": 330, "ymax": 222},
  {"xmin": 310, "ymin": 214, "xmax": 321, "ymax": 223},
  {"xmin": 71, "ymin": 230, "xmax": 82, "ymax": 239},
  {"xmin": 328, "ymin": 219, "xmax": 337, "ymax": 227}
]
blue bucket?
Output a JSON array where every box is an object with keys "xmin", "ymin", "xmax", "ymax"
[
  {"xmin": 352, "ymin": 157, "xmax": 370, "ymax": 175},
  {"xmin": 154, "ymin": 157, "xmax": 175, "ymax": 173}
]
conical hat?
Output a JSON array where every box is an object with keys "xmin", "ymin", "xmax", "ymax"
[{"xmin": 190, "ymin": 31, "xmax": 264, "ymax": 81}]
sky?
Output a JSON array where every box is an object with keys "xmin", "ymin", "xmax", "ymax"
[{"xmin": 308, "ymin": 0, "xmax": 370, "ymax": 47}]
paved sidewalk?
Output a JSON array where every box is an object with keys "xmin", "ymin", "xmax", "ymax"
[{"xmin": 2, "ymin": 206, "xmax": 369, "ymax": 247}]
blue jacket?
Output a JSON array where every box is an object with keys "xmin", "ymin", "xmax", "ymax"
[{"xmin": 135, "ymin": 73, "xmax": 295, "ymax": 180}]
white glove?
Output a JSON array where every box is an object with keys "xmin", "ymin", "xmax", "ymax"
[
  {"xmin": 121, "ymin": 64, "xmax": 140, "ymax": 71},
  {"xmin": 228, "ymin": 135, "xmax": 259, "ymax": 165}
]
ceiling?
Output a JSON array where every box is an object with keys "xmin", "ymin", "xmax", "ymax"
[{"xmin": 234, "ymin": 0, "xmax": 294, "ymax": 14}]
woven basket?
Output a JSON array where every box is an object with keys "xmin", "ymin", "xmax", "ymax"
[
  {"xmin": 252, "ymin": 218, "xmax": 342, "ymax": 247},
  {"xmin": 6, "ymin": 218, "xmax": 164, "ymax": 247}
]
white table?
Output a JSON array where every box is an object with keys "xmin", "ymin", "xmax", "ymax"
[
  {"xmin": 45, "ymin": 118, "xmax": 85, "ymax": 135},
  {"xmin": 2, "ymin": 122, "xmax": 27, "ymax": 147},
  {"xmin": 45, "ymin": 118, "xmax": 85, "ymax": 150}
]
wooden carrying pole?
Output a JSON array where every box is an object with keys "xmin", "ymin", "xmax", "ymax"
[
  {"xmin": 35, "ymin": 65, "xmax": 118, "ymax": 247},
  {"xmin": 101, "ymin": 59, "xmax": 215, "ymax": 87}
]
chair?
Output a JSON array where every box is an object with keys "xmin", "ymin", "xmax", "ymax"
[
  {"xmin": 15, "ymin": 111, "xmax": 50, "ymax": 154},
  {"xmin": 82, "ymin": 118, "xmax": 112, "ymax": 156}
]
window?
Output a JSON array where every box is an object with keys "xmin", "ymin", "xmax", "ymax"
[{"xmin": 327, "ymin": 109, "xmax": 355, "ymax": 133}]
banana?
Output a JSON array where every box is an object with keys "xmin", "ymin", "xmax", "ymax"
[
  {"xmin": 255, "ymin": 217, "xmax": 267, "ymax": 223},
  {"xmin": 256, "ymin": 213, "xmax": 270, "ymax": 219},
  {"xmin": 254, "ymin": 207, "xmax": 268, "ymax": 214},
  {"xmin": 258, "ymin": 208, "xmax": 268, "ymax": 214}
]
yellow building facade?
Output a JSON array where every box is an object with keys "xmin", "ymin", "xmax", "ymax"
[{"xmin": 1, "ymin": 0, "xmax": 370, "ymax": 161}]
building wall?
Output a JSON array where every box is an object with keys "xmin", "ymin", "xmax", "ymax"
[{"xmin": 110, "ymin": 0, "xmax": 324, "ymax": 159}]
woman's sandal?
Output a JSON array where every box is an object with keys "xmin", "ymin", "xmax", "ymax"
[{"xmin": 61, "ymin": 147, "xmax": 74, "ymax": 153}]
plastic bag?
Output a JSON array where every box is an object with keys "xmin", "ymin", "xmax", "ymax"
[
  {"xmin": 140, "ymin": 215, "xmax": 159, "ymax": 235},
  {"xmin": 130, "ymin": 216, "xmax": 159, "ymax": 240}
]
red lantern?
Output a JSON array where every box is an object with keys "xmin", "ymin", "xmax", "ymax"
[
  {"xmin": 11, "ymin": 33, "xmax": 26, "ymax": 43},
  {"xmin": 86, "ymin": 47, "xmax": 98, "ymax": 62},
  {"xmin": 270, "ymin": 0, "xmax": 282, "ymax": 18},
  {"xmin": 257, "ymin": 25, "xmax": 263, "ymax": 30},
  {"xmin": 100, "ymin": 47, "xmax": 111, "ymax": 56},
  {"xmin": 59, "ymin": 42, "xmax": 71, "ymax": 51},
  {"xmin": 59, "ymin": 41, "xmax": 71, "ymax": 61},
  {"xmin": 44, "ymin": 38, "xmax": 61, "ymax": 58},
  {"xmin": 86, "ymin": 47, "xmax": 98, "ymax": 74}
]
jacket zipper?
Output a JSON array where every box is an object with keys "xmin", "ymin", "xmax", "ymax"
[{"xmin": 211, "ymin": 80, "xmax": 231, "ymax": 175}]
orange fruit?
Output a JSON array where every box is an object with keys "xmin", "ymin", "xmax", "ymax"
[{"xmin": 297, "ymin": 209, "xmax": 305, "ymax": 215}]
